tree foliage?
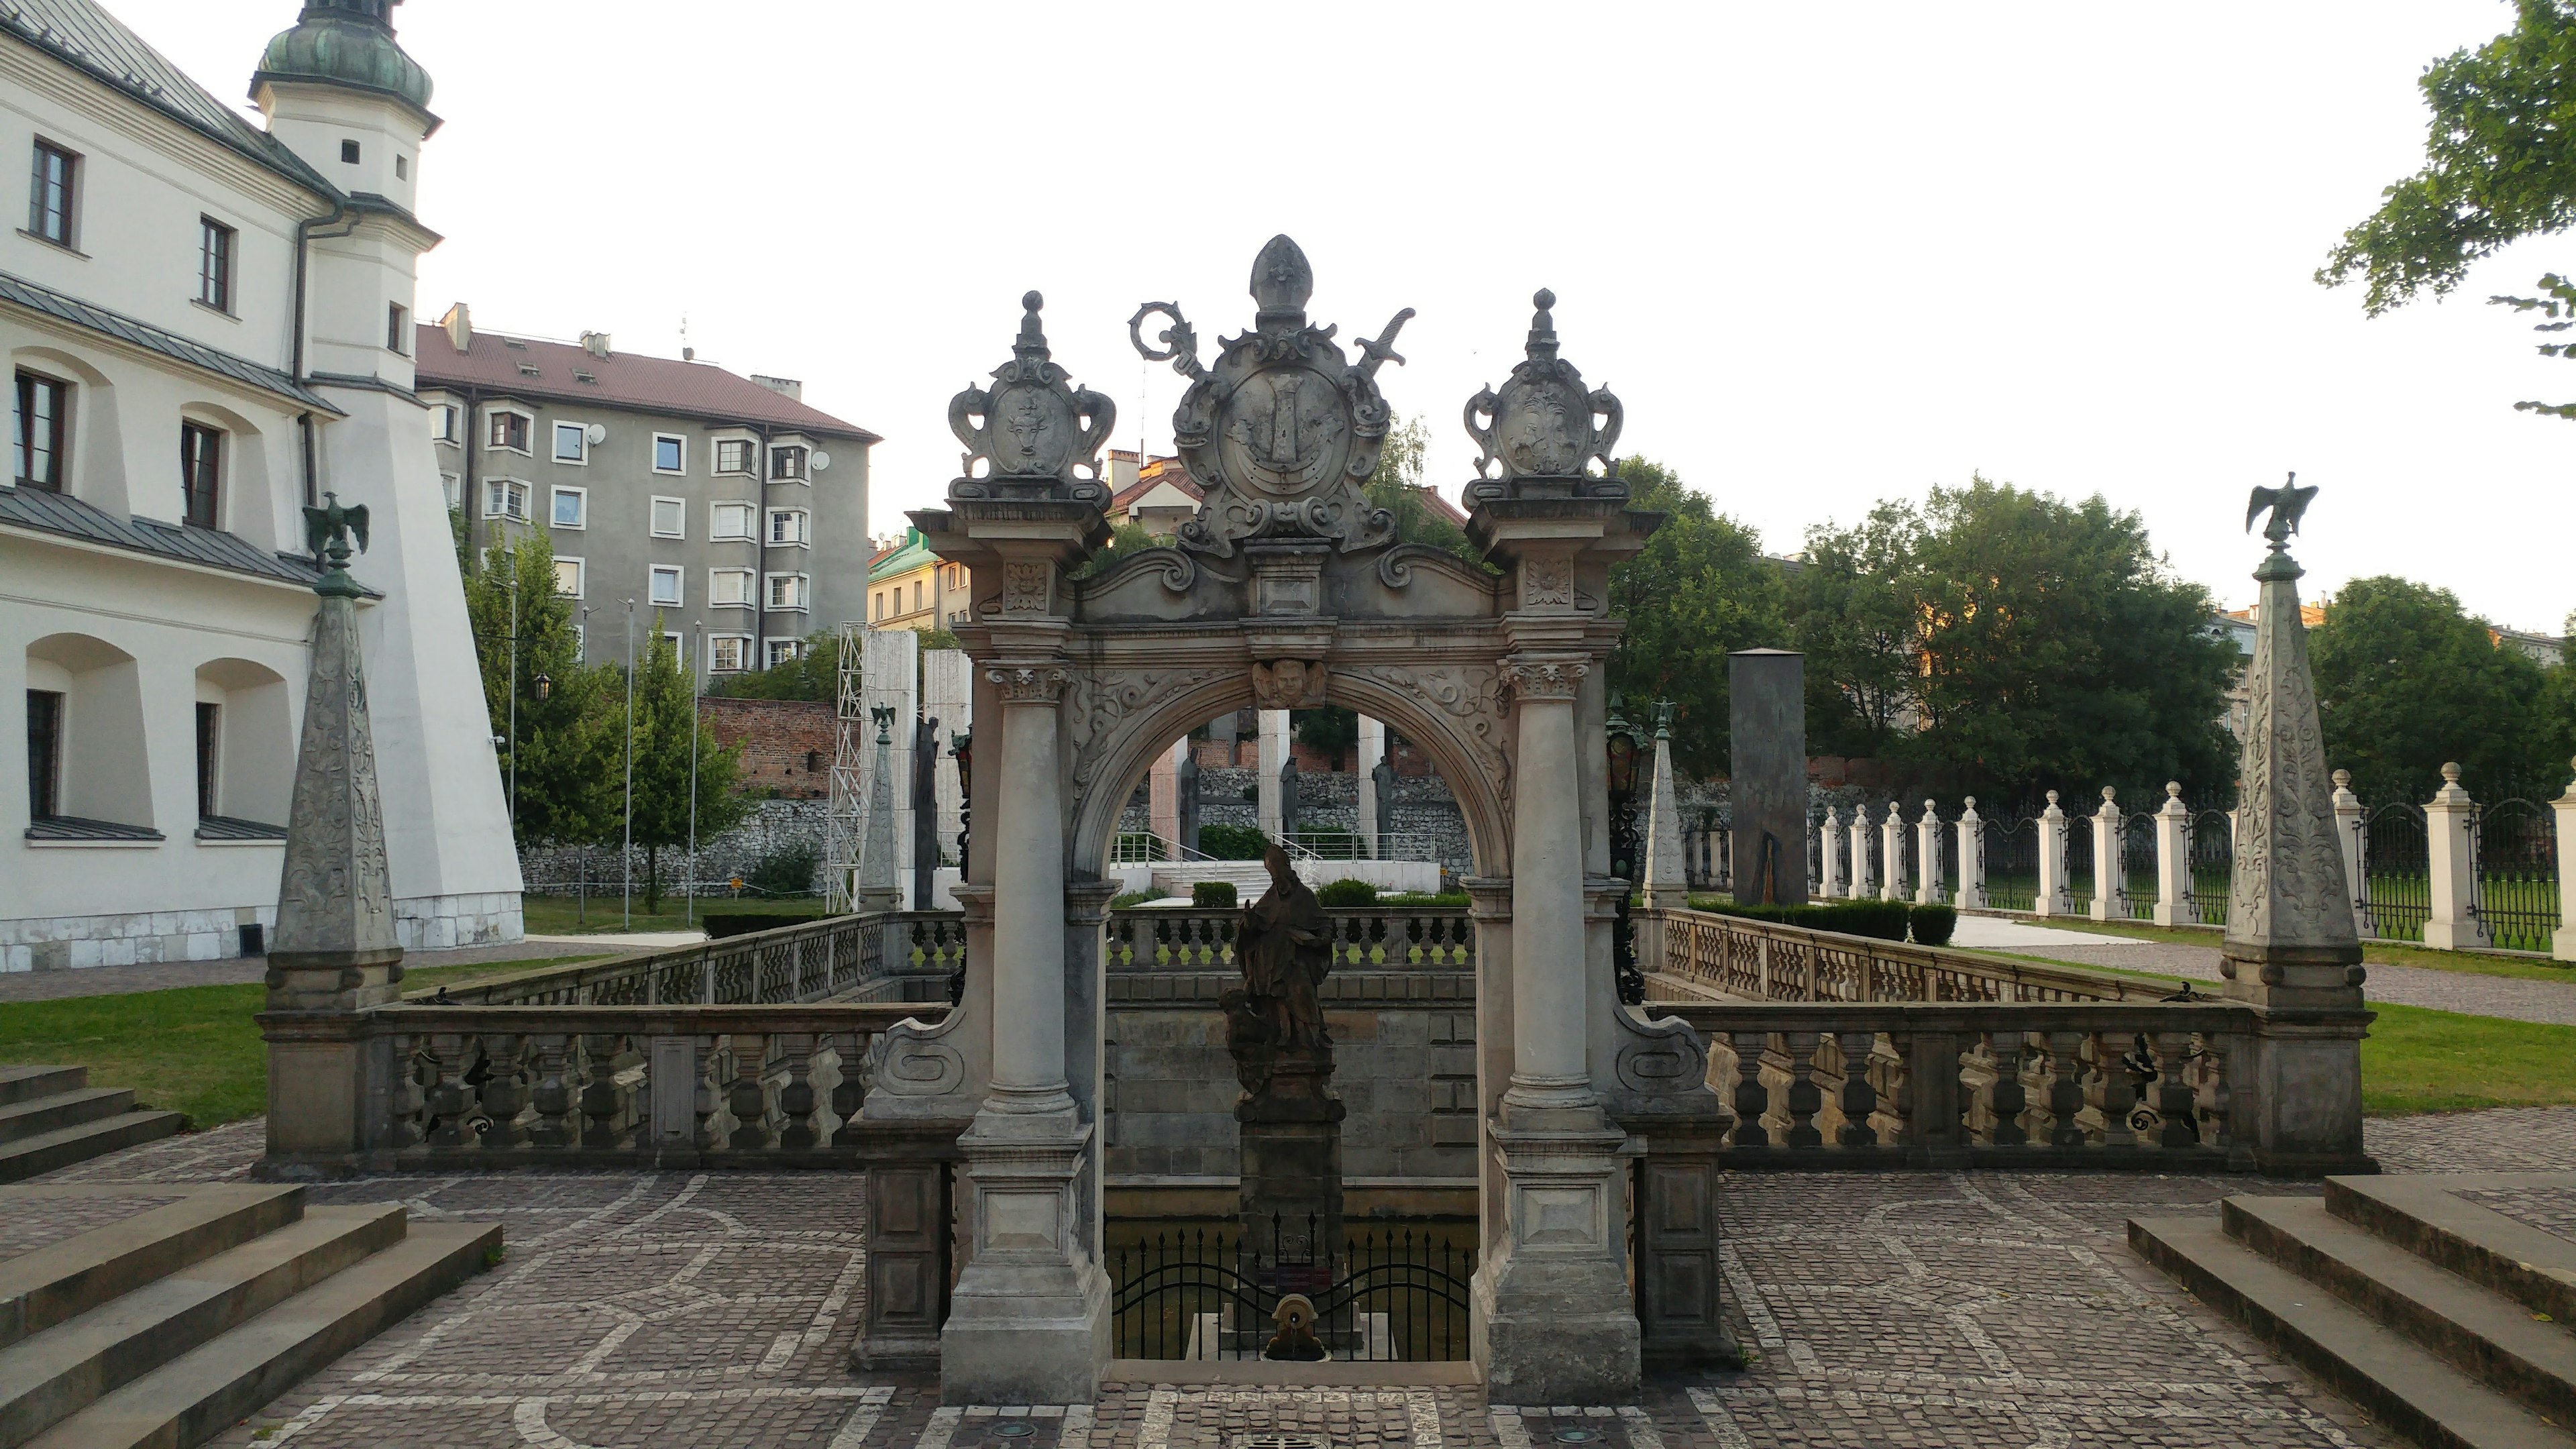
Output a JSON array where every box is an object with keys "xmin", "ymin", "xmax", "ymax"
[
  {"xmin": 461, "ymin": 531, "xmax": 617, "ymax": 847},
  {"xmin": 624, "ymin": 616, "xmax": 751, "ymax": 909},
  {"xmin": 2310, "ymin": 576, "xmax": 2564, "ymax": 803},
  {"xmin": 1365, "ymin": 415, "xmax": 1487, "ymax": 570},
  {"xmin": 704, "ymin": 631, "xmax": 841, "ymax": 701},
  {"xmin": 2320, "ymin": 0, "xmax": 2576, "ymax": 314},
  {"xmin": 1604, "ymin": 458, "xmax": 1790, "ymax": 778}
]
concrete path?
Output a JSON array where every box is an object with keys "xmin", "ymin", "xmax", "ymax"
[
  {"xmin": 1966, "ymin": 918, "xmax": 2576, "ymax": 1026},
  {"xmin": 0, "ymin": 940, "xmax": 612, "ymax": 1004}
]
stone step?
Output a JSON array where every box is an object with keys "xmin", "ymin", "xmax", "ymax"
[
  {"xmin": 2131, "ymin": 1214, "xmax": 2575, "ymax": 1449},
  {"xmin": 0, "ymin": 1072, "xmax": 84, "ymax": 1111},
  {"xmin": 0, "ymin": 1089, "xmax": 136, "ymax": 1146},
  {"xmin": 0, "ymin": 1204, "xmax": 405, "ymax": 1446},
  {"xmin": 0, "ymin": 1185, "xmax": 306, "ymax": 1352},
  {"xmin": 0, "ymin": 1114, "xmax": 189, "ymax": 1187},
  {"xmin": 2225, "ymin": 1195, "xmax": 2576, "ymax": 1427},
  {"xmin": 2328, "ymin": 1177, "xmax": 2576, "ymax": 1330},
  {"xmin": 19, "ymin": 1220, "xmax": 498, "ymax": 1449}
]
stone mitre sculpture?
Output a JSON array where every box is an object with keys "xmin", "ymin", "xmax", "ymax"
[{"xmin": 1221, "ymin": 844, "xmax": 1336, "ymax": 1096}]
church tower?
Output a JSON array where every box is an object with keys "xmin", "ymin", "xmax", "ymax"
[{"xmin": 250, "ymin": 3, "xmax": 523, "ymax": 948}]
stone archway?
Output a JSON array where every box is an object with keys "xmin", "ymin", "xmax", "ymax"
[{"xmin": 863, "ymin": 239, "xmax": 1703, "ymax": 1405}]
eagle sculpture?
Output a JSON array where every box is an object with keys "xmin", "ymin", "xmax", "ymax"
[
  {"xmin": 302, "ymin": 491, "xmax": 370, "ymax": 562},
  {"xmin": 2245, "ymin": 472, "xmax": 2316, "ymax": 543}
]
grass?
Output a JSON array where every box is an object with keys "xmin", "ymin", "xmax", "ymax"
[
  {"xmin": 518, "ymin": 894, "xmax": 826, "ymax": 936},
  {"xmin": 0, "ymin": 957, "xmax": 594, "ymax": 1130},
  {"xmin": 2019, "ymin": 915, "xmax": 2576, "ymax": 984}
]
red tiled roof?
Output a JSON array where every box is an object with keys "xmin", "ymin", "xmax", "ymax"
[
  {"xmin": 1410, "ymin": 484, "xmax": 1468, "ymax": 527},
  {"xmin": 1112, "ymin": 456, "xmax": 1201, "ymax": 513},
  {"xmin": 413, "ymin": 325, "xmax": 879, "ymax": 442}
]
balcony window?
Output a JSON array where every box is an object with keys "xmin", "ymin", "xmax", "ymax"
[
  {"xmin": 715, "ymin": 439, "xmax": 754, "ymax": 475},
  {"xmin": 711, "ymin": 502, "xmax": 753, "ymax": 540},
  {"xmin": 766, "ymin": 508, "xmax": 808, "ymax": 546},
  {"xmin": 488, "ymin": 411, "xmax": 531, "ymax": 453},
  {"xmin": 710, "ymin": 635, "xmax": 747, "ymax": 672},
  {"xmin": 484, "ymin": 478, "xmax": 530, "ymax": 521}
]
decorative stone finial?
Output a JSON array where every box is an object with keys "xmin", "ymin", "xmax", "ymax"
[
  {"xmin": 2442, "ymin": 761, "xmax": 2462, "ymax": 784},
  {"xmin": 2167, "ymin": 781, "xmax": 2183, "ymax": 800},
  {"xmin": 2102, "ymin": 786, "xmax": 2117, "ymax": 803},
  {"xmin": 1250, "ymin": 235, "xmax": 1314, "ymax": 325},
  {"xmin": 2045, "ymin": 789, "xmax": 2060, "ymax": 806},
  {"xmin": 1653, "ymin": 699, "xmax": 1674, "ymax": 739},
  {"xmin": 1464, "ymin": 286, "xmax": 1623, "ymax": 501},
  {"xmin": 1964, "ymin": 795, "xmax": 1977, "ymax": 810},
  {"xmin": 947, "ymin": 292, "xmax": 1114, "ymax": 503}
]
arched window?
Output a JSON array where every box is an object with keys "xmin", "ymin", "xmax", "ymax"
[{"xmin": 23, "ymin": 633, "xmax": 156, "ymax": 839}]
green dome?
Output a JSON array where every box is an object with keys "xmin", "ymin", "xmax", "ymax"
[{"xmin": 252, "ymin": 1, "xmax": 433, "ymax": 119}]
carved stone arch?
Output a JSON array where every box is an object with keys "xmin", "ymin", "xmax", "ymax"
[{"xmin": 1061, "ymin": 661, "xmax": 1515, "ymax": 878}]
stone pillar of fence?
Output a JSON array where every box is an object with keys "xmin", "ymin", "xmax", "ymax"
[
  {"xmin": 1849, "ymin": 806, "xmax": 1876, "ymax": 900},
  {"xmin": 2332, "ymin": 769, "xmax": 2369, "ymax": 939},
  {"xmin": 2553, "ymin": 760, "xmax": 2576, "ymax": 962},
  {"xmin": 2424, "ymin": 762, "xmax": 2491, "ymax": 951},
  {"xmin": 2036, "ymin": 791, "xmax": 2068, "ymax": 917},
  {"xmin": 1256, "ymin": 708, "xmax": 1289, "ymax": 837},
  {"xmin": 1914, "ymin": 802, "xmax": 1943, "ymax": 906},
  {"xmin": 2090, "ymin": 788, "xmax": 2121, "ymax": 922},
  {"xmin": 1819, "ymin": 806, "xmax": 1842, "ymax": 899},
  {"xmin": 1955, "ymin": 797, "xmax": 1985, "ymax": 910},
  {"xmin": 1356, "ymin": 715, "xmax": 1386, "ymax": 853},
  {"xmin": 1880, "ymin": 806, "xmax": 1905, "ymax": 902},
  {"xmin": 2153, "ymin": 783, "xmax": 2190, "ymax": 927}
]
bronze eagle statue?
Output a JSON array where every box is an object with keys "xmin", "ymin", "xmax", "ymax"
[
  {"xmin": 2245, "ymin": 472, "xmax": 2316, "ymax": 545},
  {"xmin": 302, "ymin": 491, "xmax": 370, "ymax": 564}
]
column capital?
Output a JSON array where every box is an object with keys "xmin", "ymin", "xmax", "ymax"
[
  {"xmin": 1499, "ymin": 655, "xmax": 1588, "ymax": 701},
  {"xmin": 985, "ymin": 664, "xmax": 1070, "ymax": 704}
]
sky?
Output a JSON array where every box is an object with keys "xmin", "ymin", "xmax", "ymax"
[{"xmin": 111, "ymin": 1, "xmax": 2576, "ymax": 633}]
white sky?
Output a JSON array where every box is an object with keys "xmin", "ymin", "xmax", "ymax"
[{"xmin": 112, "ymin": 1, "xmax": 2576, "ymax": 633}]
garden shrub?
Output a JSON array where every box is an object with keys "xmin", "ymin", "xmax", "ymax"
[
  {"xmin": 745, "ymin": 841, "xmax": 820, "ymax": 897},
  {"xmin": 1909, "ymin": 904, "xmax": 1958, "ymax": 947},
  {"xmin": 1110, "ymin": 890, "xmax": 1157, "ymax": 910},
  {"xmin": 1197, "ymin": 824, "xmax": 1269, "ymax": 860},
  {"xmin": 1316, "ymin": 878, "xmax": 1378, "ymax": 907},
  {"xmin": 1379, "ymin": 891, "xmax": 1470, "ymax": 907},
  {"xmin": 1684, "ymin": 896, "xmax": 1911, "ymax": 942},
  {"xmin": 1193, "ymin": 880, "xmax": 1238, "ymax": 908}
]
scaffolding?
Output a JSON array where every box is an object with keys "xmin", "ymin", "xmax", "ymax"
[{"xmin": 823, "ymin": 621, "xmax": 866, "ymax": 913}]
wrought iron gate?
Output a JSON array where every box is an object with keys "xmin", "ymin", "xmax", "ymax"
[{"xmin": 1108, "ymin": 1216, "xmax": 1472, "ymax": 1362}]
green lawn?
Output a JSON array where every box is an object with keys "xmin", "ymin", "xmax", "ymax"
[
  {"xmin": 519, "ymin": 894, "xmax": 826, "ymax": 936},
  {"xmin": 2023, "ymin": 916, "xmax": 2575, "ymax": 984},
  {"xmin": 0, "ymin": 957, "xmax": 592, "ymax": 1130}
]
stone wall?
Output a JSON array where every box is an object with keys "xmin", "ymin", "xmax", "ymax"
[
  {"xmin": 699, "ymin": 697, "xmax": 833, "ymax": 801},
  {"xmin": 518, "ymin": 798, "xmax": 828, "ymax": 894}
]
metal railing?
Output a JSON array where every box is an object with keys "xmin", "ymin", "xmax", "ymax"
[
  {"xmin": 1645, "ymin": 906, "xmax": 2174, "ymax": 1004},
  {"xmin": 421, "ymin": 910, "xmax": 965, "ymax": 1007}
]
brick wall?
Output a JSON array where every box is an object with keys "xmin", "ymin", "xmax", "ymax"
[{"xmin": 699, "ymin": 698, "xmax": 834, "ymax": 800}]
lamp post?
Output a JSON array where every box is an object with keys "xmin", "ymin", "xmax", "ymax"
[
  {"xmin": 506, "ymin": 569, "xmax": 519, "ymax": 829},
  {"xmin": 1605, "ymin": 694, "xmax": 1642, "ymax": 1005},
  {"xmin": 623, "ymin": 598, "xmax": 635, "ymax": 931},
  {"xmin": 687, "ymin": 620, "xmax": 702, "ymax": 928},
  {"xmin": 949, "ymin": 727, "xmax": 972, "ymax": 1006}
]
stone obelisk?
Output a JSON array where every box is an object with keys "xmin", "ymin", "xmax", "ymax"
[
  {"xmin": 2220, "ymin": 476, "xmax": 2372, "ymax": 1174},
  {"xmin": 260, "ymin": 493, "xmax": 405, "ymax": 1175}
]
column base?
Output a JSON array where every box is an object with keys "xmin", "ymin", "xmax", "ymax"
[
  {"xmin": 938, "ymin": 1258, "xmax": 1110, "ymax": 1404},
  {"xmin": 2423, "ymin": 921, "xmax": 2491, "ymax": 951},
  {"xmin": 2556, "ymin": 924, "xmax": 2576, "ymax": 963},
  {"xmin": 1474, "ymin": 1120, "xmax": 1640, "ymax": 1404}
]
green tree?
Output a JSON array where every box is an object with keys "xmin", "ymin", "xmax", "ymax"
[
  {"xmin": 1790, "ymin": 502, "xmax": 1922, "ymax": 758},
  {"xmin": 1070, "ymin": 519, "xmax": 1162, "ymax": 579},
  {"xmin": 2310, "ymin": 576, "xmax": 2553, "ymax": 803},
  {"xmin": 461, "ymin": 531, "xmax": 616, "ymax": 848},
  {"xmin": 625, "ymin": 617, "xmax": 751, "ymax": 909},
  {"xmin": 1364, "ymin": 415, "xmax": 1486, "ymax": 570},
  {"xmin": 706, "ymin": 630, "xmax": 841, "ymax": 701},
  {"xmin": 2320, "ymin": 0, "xmax": 2576, "ymax": 313},
  {"xmin": 1604, "ymin": 458, "xmax": 1790, "ymax": 777}
]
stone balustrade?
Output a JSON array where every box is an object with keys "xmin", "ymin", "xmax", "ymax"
[
  {"xmin": 423, "ymin": 910, "xmax": 966, "ymax": 1007},
  {"xmin": 1644, "ymin": 1000, "xmax": 2256, "ymax": 1169},
  {"xmin": 1645, "ymin": 906, "xmax": 2175, "ymax": 1004},
  {"xmin": 1101, "ymin": 905, "xmax": 1477, "ymax": 973}
]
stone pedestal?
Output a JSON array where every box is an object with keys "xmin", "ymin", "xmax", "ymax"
[
  {"xmin": 1880, "ymin": 807, "xmax": 1904, "ymax": 902},
  {"xmin": 2553, "ymin": 767, "xmax": 2576, "ymax": 963},
  {"xmin": 2090, "ymin": 789, "xmax": 2121, "ymax": 922},
  {"xmin": 939, "ymin": 1112, "xmax": 1109, "ymax": 1403},
  {"xmin": 1819, "ymin": 806, "xmax": 1843, "ymax": 900},
  {"xmin": 1955, "ymin": 798, "xmax": 1986, "ymax": 910},
  {"xmin": 2423, "ymin": 764, "xmax": 2490, "ymax": 951},
  {"xmin": 2153, "ymin": 784, "xmax": 2190, "ymax": 928},
  {"xmin": 1473, "ymin": 1121, "xmax": 1641, "ymax": 1403},
  {"xmin": 1915, "ymin": 803, "xmax": 1943, "ymax": 906},
  {"xmin": 1236, "ymin": 1059, "xmax": 1346, "ymax": 1277},
  {"xmin": 2035, "ymin": 792, "xmax": 2068, "ymax": 916}
]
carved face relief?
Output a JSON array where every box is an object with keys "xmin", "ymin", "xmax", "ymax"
[
  {"xmin": 1250, "ymin": 659, "xmax": 1326, "ymax": 711},
  {"xmin": 991, "ymin": 384, "xmax": 1071, "ymax": 475}
]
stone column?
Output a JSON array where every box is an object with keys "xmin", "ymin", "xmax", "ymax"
[
  {"xmin": 1818, "ymin": 806, "xmax": 1843, "ymax": 900},
  {"xmin": 855, "ymin": 708, "xmax": 902, "ymax": 914},
  {"xmin": 1641, "ymin": 714, "xmax": 1690, "ymax": 912},
  {"xmin": 1147, "ymin": 737, "xmax": 1181, "ymax": 856},
  {"xmin": 1477, "ymin": 655, "xmax": 1637, "ymax": 1403},
  {"xmin": 941, "ymin": 661, "xmax": 1107, "ymax": 1401},
  {"xmin": 1256, "ymin": 708, "xmax": 1289, "ymax": 838},
  {"xmin": 2552, "ymin": 761, "xmax": 2576, "ymax": 962},
  {"xmin": 1848, "ymin": 806, "xmax": 1875, "ymax": 900},
  {"xmin": 1880, "ymin": 805, "xmax": 1904, "ymax": 902},
  {"xmin": 1915, "ymin": 802, "xmax": 1943, "ymax": 906},
  {"xmin": 2090, "ymin": 788, "xmax": 2121, "ymax": 922},
  {"xmin": 2332, "ymin": 769, "xmax": 2369, "ymax": 939},
  {"xmin": 259, "ymin": 497, "xmax": 403, "ymax": 1177},
  {"xmin": 1955, "ymin": 798, "xmax": 1985, "ymax": 910},
  {"xmin": 2423, "ymin": 763, "xmax": 2490, "ymax": 951},
  {"xmin": 2153, "ymin": 783, "xmax": 2190, "ymax": 927},
  {"xmin": 2219, "ymin": 486, "xmax": 2371, "ymax": 1175},
  {"xmin": 1356, "ymin": 715, "xmax": 1387, "ymax": 853},
  {"xmin": 2036, "ymin": 792, "xmax": 2067, "ymax": 917},
  {"xmin": 862, "ymin": 629, "xmax": 920, "ymax": 892}
]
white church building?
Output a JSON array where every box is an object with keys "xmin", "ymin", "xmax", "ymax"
[{"xmin": 0, "ymin": 0, "xmax": 519, "ymax": 967}]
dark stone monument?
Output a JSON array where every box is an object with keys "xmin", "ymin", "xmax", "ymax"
[
  {"xmin": 1277, "ymin": 753, "xmax": 1301, "ymax": 838},
  {"xmin": 911, "ymin": 714, "xmax": 941, "ymax": 905},
  {"xmin": 1222, "ymin": 844, "xmax": 1344, "ymax": 1313},
  {"xmin": 1729, "ymin": 649, "xmax": 1807, "ymax": 906},
  {"xmin": 1177, "ymin": 749, "xmax": 1201, "ymax": 857}
]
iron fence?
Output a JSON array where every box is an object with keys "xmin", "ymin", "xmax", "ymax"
[
  {"xmin": 1984, "ymin": 816, "xmax": 2040, "ymax": 912},
  {"xmin": 2063, "ymin": 816, "xmax": 2094, "ymax": 916},
  {"xmin": 2120, "ymin": 813, "xmax": 2159, "ymax": 921},
  {"xmin": 2357, "ymin": 803, "xmax": 2431, "ymax": 942},
  {"xmin": 1107, "ymin": 1216, "xmax": 1473, "ymax": 1361},
  {"xmin": 2186, "ymin": 810, "xmax": 2232, "ymax": 927},
  {"xmin": 2475, "ymin": 798, "xmax": 2562, "ymax": 953}
]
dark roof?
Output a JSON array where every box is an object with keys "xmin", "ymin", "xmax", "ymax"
[
  {"xmin": 0, "ymin": 268, "xmax": 340, "ymax": 411},
  {"xmin": 414, "ymin": 326, "xmax": 880, "ymax": 442},
  {"xmin": 197, "ymin": 814, "xmax": 286, "ymax": 841},
  {"xmin": 26, "ymin": 814, "xmax": 164, "ymax": 842},
  {"xmin": 0, "ymin": 0, "xmax": 336, "ymax": 197},
  {"xmin": 0, "ymin": 482, "xmax": 372, "ymax": 593}
]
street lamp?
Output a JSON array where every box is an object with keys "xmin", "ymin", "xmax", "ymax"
[
  {"xmin": 948, "ymin": 728, "xmax": 972, "ymax": 1006},
  {"xmin": 1605, "ymin": 694, "xmax": 1642, "ymax": 1005},
  {"xmin": 535, "ymin": 672, "xmax": 551, "ymax": 701}
]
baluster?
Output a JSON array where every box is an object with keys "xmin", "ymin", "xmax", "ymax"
[
  {"xmin": 1835, "ymin": 1029, "xmax": 1878, "ymax": 1146},
  {"xmin": 777, "ymin": 1032, "xmax": 820, "ymax": 1148},
  {"xmin": 2045, "ymin": 1030, "xmax": 2086, "ymax": 1148},
  {"xmin": 699, "ymin": 953, "xmax": 716, "ymax": 1005},
  {"xmin": 2090, "ymin": 1032, "xmax": 2136, "ymax": 1147},
  {"xmin": 1870, "ymin": 1030, "xmax": 1911, "ymax": 1146},
  {"xmin": 425, "ymin": 1032, "xmax": 474, "ymax": 1148},
  {"xmin": 1988, "ymin": 1030, "xmax": 2028, "ymax": 1147},
  {"xmin": 726, "ymin": 1033, "xmax": 773, "ymax": 1148},
  {"xmin": 1783, "ymin": 1031, "xmax": 1823, "ymax": 1147},
  {"xmin": 2152, "ymin": 1030, "xmax": 2197, "ymax": 1148},
  {"xmin": 527, "ymin": 1033, "xmax": 575, "ymax": 1148},
  {"xmin": 580, "ymin": 1034, "xmax": 627, "ymax": 1148},
  {"xmin": 831, "ymin": 1032, "xmax": 871, "ymax": 1146},
  {"xmin": 693, "ymin": 1036, "xmax": 724, "ymax": 1149},
  {"xmin": 478, "ymin": 1034, "xmax": 530, "ymax": 1148},
  {"xmin": 386, "ymin": 1033, "xmax": 427, "ymax": 1150},
  {"xmin": 1729, "ymin": 1032, "xmax": 1770, "ymax": 1146}
]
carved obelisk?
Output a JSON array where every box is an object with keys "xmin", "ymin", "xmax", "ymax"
[
  {"xmin": 2220, "ymin": 476, "xmax": 2372, "ymax": 1173},
  {"xmin": 260, "ymin": 494, "xmax": 405, "ymax": 1174}
]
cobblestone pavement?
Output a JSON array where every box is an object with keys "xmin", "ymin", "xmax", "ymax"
[
  {"xmin": 0, "ymin": 1187, "xmax": 186, "ymax": 1256},
  {"xmin": 1998, "ymin": 934, "xmax": 2576, "ymax": 1026},
  {"xmin": 0, "ymin": 943, "xmax": 612, "ymax": 1002}
]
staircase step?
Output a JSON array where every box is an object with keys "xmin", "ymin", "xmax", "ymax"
[
  {"xmin": 0, "ymin": 1185, "xmax": 305, "ymax": 1352},
  {"xmin": 20, "ymin": 1219, "xmax": 499, "ymax": 1449},
  {"xmin": 2328, "ymin": 1177, "xmax": 2576, "ymax": 1329},
  {"xmin": 2132, "ymin": 1213, "xmax": 2575, "ymax": 1449},
  {"xmin": 2226, "ymin": 1195, "xmax": 2576, "ymax": 1427},
  {"xmin": 0, "ymin": 1090, "xmax": 136, "ymax": 1146},
  {"xmin": 0, "ymin": 1114, "xmax": 186, "ymax": 1187},
  {"xmin": 0, "ymin": 1204, "xmax": 404, "ymax": 1446},
  {"xmin": 0, "ymin": 1073, "xmax": 84, "ymax": 1110}
]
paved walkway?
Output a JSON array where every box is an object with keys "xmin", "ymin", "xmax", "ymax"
[
  {"xmin": 1968, "ymin": 919, "xmax": 2576, "ymax": 1026},
  {"xmin": 0, "ymin": 941, "xmax": 613, "ymax": 1003},
  {"xmin": 32, "ymin": 1110, "xmax": 2575, "ymax": 1449}
]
